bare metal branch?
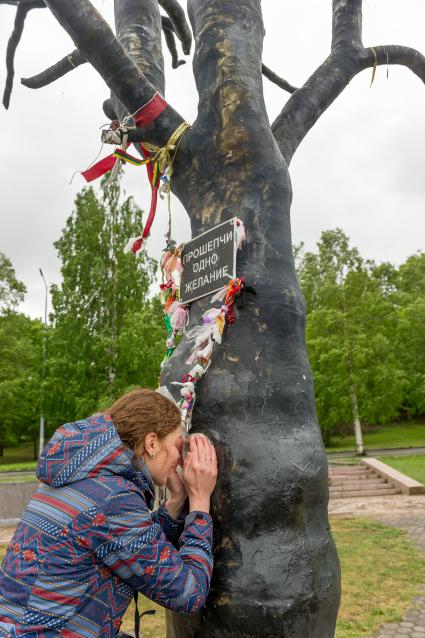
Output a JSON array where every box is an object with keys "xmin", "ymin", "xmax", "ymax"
[
  {"xmin": 4, "ymin": 4, "xmax": 28, "ymax": 108},
  {"xmin": 162, "ymin": 16, "xmax": 186, "ymax": 69},
  {"xmin": 271, "ymin": 52, "xmax": 358, "ymax": 165},
  {"xmin": 158, "ymin": 0, "xmax": 192, "ymax": 55},
  {"xmin": 0, "ymin": 0, "xmax": 45, "ymax": 6},
  {"xmin": 271, "ymin": 0, "xmax": 425, "ymax": 165},
  {"xmin": 114, "ymin": 0, "xmax": 165, "ymax": 96},
  {"xmin": 363, "ymin": 45, "xmax": 425, "ymax": 84},
  {"xmin": 2, "ymin": 0, "xmax": 47, "ymax": 107},
  {"xmin": 21, "ymin": 49, "xmax": 85, "ymax": 89},
  {"xmin": 41, "ymin": 0, "xmax": 149, "ymax": 112},
  {"xmin": 42, "ymin": 0, "xmax": 184, "ymax": 146},
  {"xmin": 102, "ymin": 98, "xmax": 117, "ymax": 121},
  {"xmin": 332, "ymin": 0, "xmax": 362, "ymax": 50},
  {"xmin": 262, "ymin": 64, "xmax": 297, "ymax": 94}
]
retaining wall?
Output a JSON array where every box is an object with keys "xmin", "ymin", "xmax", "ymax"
[{"xmin": 0, "ymin": 482, "xmax": 38, "ymax": 520}]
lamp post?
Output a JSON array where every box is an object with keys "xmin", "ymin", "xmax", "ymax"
[{"xmin": 39, "ymin": 268, "xmax": 48, "ymax": 456}]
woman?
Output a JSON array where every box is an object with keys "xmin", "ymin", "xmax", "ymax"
[{"xmin": 0, "ymin": 388, "xmax": 218, "ymax": 637}]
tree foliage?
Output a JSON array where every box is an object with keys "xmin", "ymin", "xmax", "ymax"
[
  {"xmin": 0, "ymin": 256, "xmax": 41, "ymax": 453},
  {"xmin": 2, "ymin": 223, "xmax": 424, "ymax": 452},
  {"xmin": 297, "ymin": 229, "xmax": 405, "ymax": 445},
  {"xmin": 0, "ymin": 252, "xmax": 26, "ymax": 313},
  {"xmin": 395, "ymin": 254, "xmax": 425, "ymax": 415},
  {"xmin": 301, "ymin": 231, "xmax": 425, "ymax": 449},
  {"xmin": 46, "ymin": 178, "xmax": 165, "ymax": 427},
  {"xmin": 0, "ymin": 312, "xmax": 43, "ymax": 453}
]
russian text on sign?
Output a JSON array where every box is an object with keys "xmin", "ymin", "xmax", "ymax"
[{"xmin": 180, "ymin": 219, "xmax": 237, "ymax": 304}]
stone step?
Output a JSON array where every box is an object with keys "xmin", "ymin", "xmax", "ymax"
[
  {"xmin": 329, "ymin": 466, "xmax": 373, "ymax": 474},
  {"xmin": 329, "ymin": 481, "xmax": 392, "ymax": 493},
  {"xmin": 329, "ymin": 481, "xmax": 391, "ymax": 492},
  {"xmin": 329, "ymin": 487, "xmax": 400, "ymax": 499},
  {"xmin": 328, "ymin": 474, "xmax": 386, "ymax": 485},
  {"xmin": 329, "ymin": 470, "xmax": 376, "ymax": 479},
  {"xmin": 328, "ymin": 461, "xmax": 403, "ymax": 498},
  {"xmin": 329, "ymin": 477, "xmax": 387, "ymax": 487},
  {"xmin": 329, "ymin": 464, "xmax": 373, "ymax": 470},
  {"xmin": 329, "ymin": 471, "xmax": 375, "ymax": 479}
]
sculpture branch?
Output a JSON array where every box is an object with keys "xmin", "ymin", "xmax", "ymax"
[
  {"xmin": 41, "ymin": 0, "xmax": 183, "ymax": 146},
  {"xmin": 269, "ymin": 0, "xmax": 364, "ymax": 163},
  {"xmin": 21, "ymin": 49, "xmax": 85, "ymax": 89},
  {"xmin": 365, "ymin": 45, "xmax": 425, "ymax": 83},
  {"xmin": 114, "ymin": 0, "xmax": 165, "ymax": 96},
  {"xmin": 262, "ymin": 64, "xmax": 297, "ymax": 94},
  {"xmin": 332, "ymin": 0, "xmax": 363, "ymax": 50},
  {"xmin": 271, "ymin": 0, "xmax": 425, "ymax": 166},
  {"xmin": 0, "ymin": 0, "xmax": 44, "ymax": 6},
  {"xmin": 3, "ymin": 0, "xmax": 45, "ymax": 108},
  {"xmin": 158, "ymin": 0, "xmax": 192, "ymax": 55},
  {"xmin": 102, "ymin": 98, "xmax": 117, "ymax": 121},
  {"xmin": 271, "ymin": 50, "xmax": 359, "ymax": 165},
  {"xmin": 162, "ymin": 16, "xmax": 186, "ymax": 68},
  {"xmin": 271, "ymin": 42, "xmax": 425, "ymax": 166}
]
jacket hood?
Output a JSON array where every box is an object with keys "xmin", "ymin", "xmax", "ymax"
[{"xmin": 36, "ymin": 413, "xmax": 154, "ymax": 503}]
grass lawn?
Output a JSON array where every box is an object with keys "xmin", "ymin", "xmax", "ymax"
[
  {"xmin": 1, "ymin": 517, "xmax": 424, "ymax": 638},
  {"xmin": 378, "ymin": 454, "xmax": 425, "ymax": 485},
  {"xmin": 0, "ymin": 462, "xmax": 37, "ymax": 472},
  {"xmin": 121, "ymin": 597, "xmax": 165, "ymax": 637},
  {"xmin": 327, "ymin": 422, "xmax": 425, "ymax": 453},
  {"xmin": 332, "ymin": 517, "xmax": 425, "ymax": 638},
  {"xmin": 0, "ymin": 442, "xmax": 37, "ymax": 472}
]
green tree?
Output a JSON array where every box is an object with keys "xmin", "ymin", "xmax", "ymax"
[
  {"xmin": 0, "ymin": 255, "xmax": 42, "ymax": 456},
  {"xmin": 298, "ymin": 229, "xmax": 404, "ymax": 449},
  {"xmin": 117, "ymin": 296, "xmax": 166, "ymax": 391},
  {"xmin": 395, "ymin": 253, "xmax": 425, "ymax": 415},
  {"xmin": 47, "ymin": 178, "xmax": 165, "ymax": 426},
  {"xmin": 0, "ymin": 312, "xmax": 43, "ymax": 456},
  {"xmin": 0, "ymin": 252, "xmax": 26, "ymax": 313}
]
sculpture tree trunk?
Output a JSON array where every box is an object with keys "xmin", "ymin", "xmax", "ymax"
[
  {"xmin": 4, "ymin": 0, "xmax": 425, "ymax": 636},
  {"xmin": 162, "ymin": 2, "xmax": 340, "ymax": 636}
]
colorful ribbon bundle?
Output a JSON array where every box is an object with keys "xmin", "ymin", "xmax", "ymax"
[
  {"xmin": 159, "ymin": 244, "xmax": 186, "ymax": 369},
  {"xmin": 81, "ymin": 92, "xmax": 168, "ymax": 182},
  {"xmin": 81, "ymin": 92, "xmax": 190, "ymax": 254},
  {"xmin": 122, "ymin": 122, "xmax": 190, "ymax": 254},
  {"xmin": 158, "ymin": 219, "xmax": 246, "ymax": 434},
  {"xmin": 170, "ymin": 277, "xmax": 245, "ymax": 433}
]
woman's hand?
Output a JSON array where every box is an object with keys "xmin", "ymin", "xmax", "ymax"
[
  {"xmin": 182, "ymin": 434, "xmax": 218, "ymax": 514},
  {"xmin": 165, "ymin": 435, "xmax": 187, "ymax": 519},
  {"xmin": 165, "ymin": 466, "xmax": 187, "ymax": 519}
]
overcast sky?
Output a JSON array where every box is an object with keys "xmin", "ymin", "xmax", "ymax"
[{"xmin": 1, "ymin": 0, "xmax": 424, "ymax": 320}]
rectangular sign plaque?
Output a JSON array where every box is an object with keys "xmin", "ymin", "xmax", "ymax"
[{"xmin": 180, "ymin": 218, "xmax": 237, "ymax": 304}]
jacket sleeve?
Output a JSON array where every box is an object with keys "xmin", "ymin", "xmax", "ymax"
[
  {"xmin": 77, "ymin": 488, "xmax": 213, "ymax": 615},
  {"xmin": 151, "ymin": 503, "xmax": 187, "ymax": 548}
]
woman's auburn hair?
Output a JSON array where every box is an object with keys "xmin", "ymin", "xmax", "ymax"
[{"xmin": 108, "ymin": 388, "xmax": 181, "ymax": 453}]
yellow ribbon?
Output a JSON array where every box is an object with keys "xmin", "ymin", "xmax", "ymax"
[
  {"xmin": 370, "ymin": 47, "xmax": 378, "ymax": 87},
  {"xmin": 142, "ymin": 121, "xmax": 191, "ymax": 176}
]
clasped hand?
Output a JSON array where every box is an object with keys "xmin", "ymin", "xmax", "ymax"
[{"xmin": 166, "ymin": 434, "xmax": 218, "ymax": 516}]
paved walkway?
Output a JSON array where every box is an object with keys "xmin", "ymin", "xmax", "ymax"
[
  {"xmin": 328, "ymin": 445, "xmax": 425, "ymax": 459},
  {"xmin": 329, "ymin": 495, "xmax": 425, "ymax": 638}
]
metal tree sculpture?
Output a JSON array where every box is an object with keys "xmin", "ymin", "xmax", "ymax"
[{"xmin": 3, "ymin": 1, "xmax": 425, "ymax": 637}]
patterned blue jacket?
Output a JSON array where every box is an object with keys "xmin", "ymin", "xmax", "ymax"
[{"xmin": 0, "ymin": 413, "xmax": 213, "ymax": 637}]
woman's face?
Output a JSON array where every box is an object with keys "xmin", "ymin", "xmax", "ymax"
[{"xmin": 142, "ymin": 426, "xmax": 184, "ymax": 486}]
